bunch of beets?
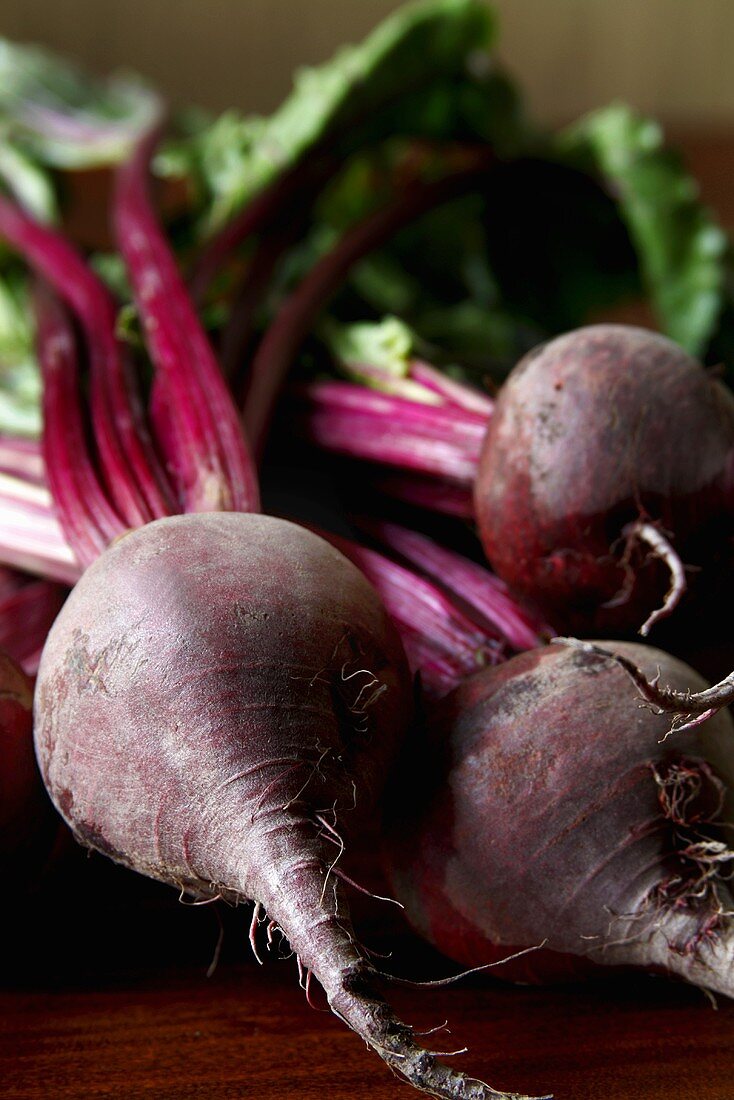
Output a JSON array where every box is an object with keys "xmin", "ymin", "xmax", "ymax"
[{"xmin": 4, "ymin": 33, "xmax": 734, "ymax": 1100}]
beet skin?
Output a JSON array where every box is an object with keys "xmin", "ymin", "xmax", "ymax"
[
  {"xmin": 385, "ymin": 641, "xmax": 734, "ymax": 995},
  {"xmin": 474, "ymin": 324, "xmax": 734, "ymax": 635},
  {"xmin": 33, "ymin": 512, "xmax": 531, "ymax": 1100}
]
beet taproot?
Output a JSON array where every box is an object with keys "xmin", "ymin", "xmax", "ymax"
[{"xmin": 34, "ymin": 511, "xmax": 543, "ymax": 1100}]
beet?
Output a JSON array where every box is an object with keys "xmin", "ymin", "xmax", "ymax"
[
  {"xmin": 473, "ymin": 325, "xmax": 734, "ymax": 635},
  {"xmin": 33, "ymin": 511, "xmax": 540, "ymax": 1100},
  {"xmin": 385, "ymin": 640, "xmax": 734, "ymax": 994},
  {"xmin": 0, "ymin": 649, "xmax": 56, "ymax": 878}
]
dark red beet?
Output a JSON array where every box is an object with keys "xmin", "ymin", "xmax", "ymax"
[
  {"xmin": 474, "ymin": 324, "xmax": 734, "ymax": 635},
  {"xmin": 385, "ymin": 641, "xmax": 734, "ymax": 995},
  {"xmin": 34, "ymin": 512, "xmax": 539, "ymax": 1100},
  {"xmin": 0, "ymin": 650, "xmax": 57, "ymax": 879}
]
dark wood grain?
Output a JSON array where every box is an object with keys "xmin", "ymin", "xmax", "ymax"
[
  {"xmin": 4, "ymin": 929, "xmax": 734, "ymax": 1099},
  {"xmin": 3, "ymin": 816, "xmax": 734, "ymax": 1100}
]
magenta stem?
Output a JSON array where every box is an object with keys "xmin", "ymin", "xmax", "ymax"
[
  {"xmin": 409, "ymin": 360, "xmax": 494, "ymax": 418},
  {"xmin": 35, "ymin": 285, "xmax": 126, "ymax": 567},
  {"xmin": 115, "ymin": 129, "xmax": 260, "ymax": 514},
  {"xmin": 356, "ymin": 518, "xmax": 549, "ymax": 652},
  {"xmin": 293, "ymin": 380, "xmax": 483, "ymax": 485},
  {"xmin": 0, "ymin": 194, "xmax": 172, "ymax": 526},
  {"xmin": 220, "ymin": 198, "xmax": 319, "ymax": 385},
  {"xmin": 0, "ymin": 437, "xmax": 45, "ymax": 485},
  {"xmin": 0, "ymin": 567, "xmax": 23, "ymax": 603},
  {"xmin": 316, "ymin": 527, "xmax": 504, "ymax": 696},
  {"xmin": 371, "ymin": 470, "xmax": 474, "ymax": 518},
  {"xmin": 0, "ymin": 473, "xmax": 81, "ymax": 583},
  {"xmin": 0, "ymin": 450, "xmax": 505, "ymax": 697}
]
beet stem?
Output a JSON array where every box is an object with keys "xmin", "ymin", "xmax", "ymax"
[
  {"xmin": 189, "ymin": 157, "xmax": 334, "ymax": 301},
  {"xmin": 0, "ymin": 470, "xmax": 81, "ymax": 582},
  {"xmin": 0, "ymin": 576, "xmax": 65, "ymax": 674},
  {"xmin": 0, "ymin": 194, "xmax": 172, "ymax": 526},
  {"xmin": 292, "ymin": 379, "xmax": 484, "ymax": 485},
  {"xmin": 0, "ymin": 458, "xmax": 504, "ymax": 697},
  {"xmin": 355, "ymin": 517, "xmax": 548, "ymax": 652},
  {"xmin": 371, "ymin": 470, "xmax": 475, "ymax": 519},
  {"xmin": 0, "ymin": 438, "xmax": 45, "ymax": 484},
  {"xmin": 114, "ymin": 128, "xmax": 260, "ymax": 514},
  {"xmin": 219, "ymin": 170, "xmax": 330, "ymax": 384},
  {"xmin": 34, "ymin": 285, "xmax": 126, "ymax": 565},
  {"xmin": 318, "ymin": 528, "xmax": 501, "ymax": 696}
]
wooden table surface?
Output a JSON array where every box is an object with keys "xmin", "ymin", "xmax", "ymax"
[
  {"xmin": 7, "ymin": 954, "xmax": 734, "ymax": 1100},
  {"xmin": 4, "ymin": 852, "xmax": 734, "ymax": 1100},
  {"xmin": 5, "ymin": 132, "xmax": 734, "ymax": 1100}
]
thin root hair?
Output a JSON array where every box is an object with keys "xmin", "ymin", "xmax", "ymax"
[
  {"xmin": 332, "ymin": 866, "xmax": 405, "ymax": 909},
  {"xmin": 177, "ymin": 888, "xmax": 222, "ymax": 906},
  {"xmin": 206, "ymin": 909, "xmax": 225, "ymax": 979},
  {"xmin": 413, "ymin": 1020, "xmax": 451, "ymax": 1038},
  {"xmin": 379, "ymin": 942, "xmax": 548, "ymax": 988},
  {"xmin": 248, "ymin": 901, "xmax": 265, "ymax": 965},
  {"xmin": 319, "ymin": 826, "xmax": 346, "ymax": 906},
  {"xmin": 621, "ymin": 520, "xmax": 687, "ymax": 636},
  {"xmin": 282, "ymin": 746, "xmax": 334, "ymax": 813}
]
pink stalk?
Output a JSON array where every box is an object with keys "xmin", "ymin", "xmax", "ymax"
[
  {"xmin": 316, "ymin": 528, "xmax": 505, "ymax": 696},
  {"xmin": 292, "ymin": 380, "xmax": 483, "ymax": 485},
  {"xmin": 371, "ymin": 471, "xmax": 474, "ymax": 518},
  {"xmin": 0, "ymin": 452, "xmax": 507, "ymax": 698},
  {"xmin": 408, "ymin": 360, "xmax": 494, "ymax": 418},
  {"xmin": 244, "ymin": 157, "xmax": 494, "ymax": 454},
  {"xmin": 0, "ymin": 472, "xmax": 498, "ymax": 697},
  {"xmin": 356, "ymin": 519, "xmax": 548, "ymax": 652},
  {"xmin": 219, "ymin": 200, "xmax": 318, "ymax": 384},
  {"xmin": 0, "ymin": 567, "xmax": 23, "ymax": 603},
  {"xmin": 0, "ymin": 419, "xmax": 536, "ymax": 697},
  {"xmin": 0, "ymin": 437, "xmax": 45, "ymax": 484},
  {"xmin": 35, "ymin": 285, "xmax": 126, "ymax": 567},
  {"xmin": 114, "ymin": 130, "xmax": 260, "ymax": 513},
  {"xmin": 0, "ymin": 195, "xmax": 172, "ymax": 526},
  {"xmin": 0, "ymin": 471, "xmax": 82, "ymax": 583}
]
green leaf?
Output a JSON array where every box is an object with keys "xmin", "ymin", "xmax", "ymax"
[
  {"xmin": 255, "ymin": 0, "xmax": 494, "ymax": 167},
  {"xmin": 0, "ymin": 137, "xmax": 57, "ymax": 221},
  {"xmin": 321, "ymin": 313, "xmax": 414, "ymax": 378},
  {"xmin": 559, "ymin": 103, "xmax": 728, "ymax": 357},
  {"xmin": 0, "ymin": 272, "xmax": 41, "ymax": 438},
  {"xmin": 162, "ymin": 0, "xmax": 498, "ymax": 235}
]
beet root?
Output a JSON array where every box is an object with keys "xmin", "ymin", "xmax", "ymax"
[
  {"xmin": 474, "ymin": 324, "xmax": 734, "ymax": 636},
  {"xmin": 34, "ymin": 512, "xmax": 539, "ymax": 1100},
  {"xmin": 384, "ymin": 640, "xmax": 734, "ymax": 996}
]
